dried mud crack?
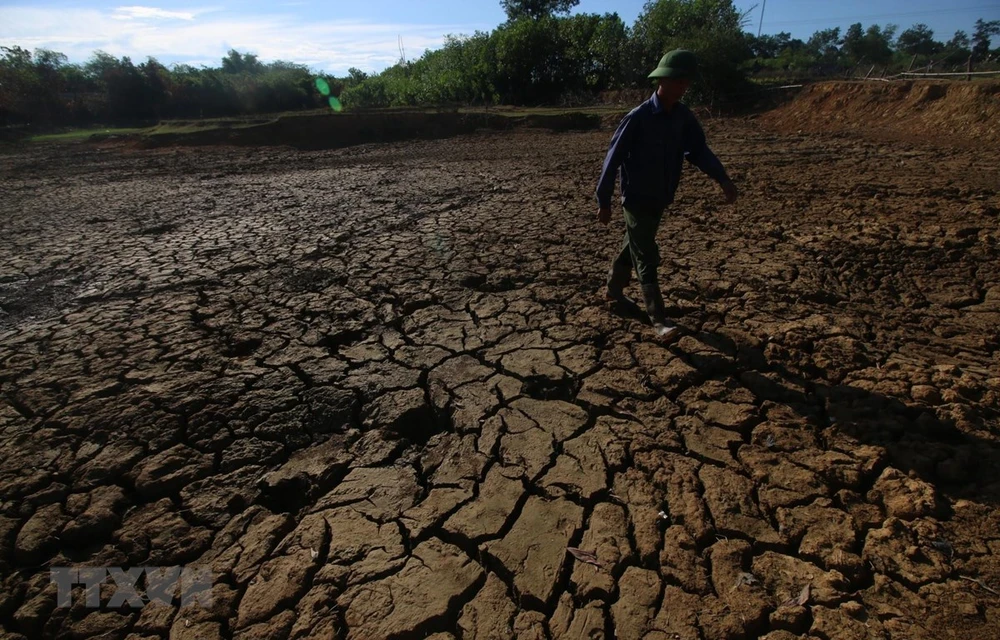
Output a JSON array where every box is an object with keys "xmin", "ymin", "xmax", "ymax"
[{"xmin": 1, "ymin": 121, "xmax": 999, "ymax": 640}]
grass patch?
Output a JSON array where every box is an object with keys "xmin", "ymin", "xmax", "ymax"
[
  {"xmin": 146, "ymin": 120, "xmax": 274, "ymax": 136},
  {"xmin": 29, "ymin": 127, "xmax": 149, "ymax": 142}
]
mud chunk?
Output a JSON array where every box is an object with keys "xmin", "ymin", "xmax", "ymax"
[
  {"xmin": 501, "ymin": 348, "xmax": 567, "ymax": 384},
  {"xmin": 288, "ymin": 583, "xmax": 341, "ymax": 639},
  {"xmin": 752, "ymin": 551, "xmax": 850, "ymax": 606},
  {"xmin": 258, "ymin": 433, "xmax": 353, "ymax": 509},
  {"xmin": 863, "ymin": 518, "xmax": 950, "ymax": 586},
  {"xmin": 12, "ymin": 582, "xmax": 58, "ymax": 638},
  {"xmin": 182, "ymin": 466, "xmax": 262, "ymax": 528},
  {"xmin": 557, "ymin": 344, "xmax": 599, "ymax": 377},
  {"xmin": 232, "ymin": 610, "xmax": 295, "ymax": 640},
  {"xmin": 769, "ymin": 605, "xmax": 809, "ymax": 634},
  {"xmin": 611, "ymin": 567, "xmax": 661, "ymax": 640},
  {"xmin": 444, "ymin": 465, "xmax": 524, "ymax": 541},
  {"xmin": 510, "ymin": 398, "xmax": 588, "ymax": 441},
  {"xmin": 74, "ymin": 443, "xmax": 145, "ymax": 490},
  {"xmin": 709, "ymin": 539, "xmax": 770, "ymax": 632},
  {"xmin": 338, "ymin": 538, "xmax": 483, "ymax": 640},
  {"xmin": 313, "ymin": 507, "xmax": 405, "ymax": 587},
  {"xmin": 550, "ymin": 594, "xmax": 606, "ymax": 639},
  {"xmin": 133, "ymin": 603, "xmax": 175, "ymax": 635},
  {"xmin": 483, "ymin": 496, "xmax": 583, "ymax": 606},
  {"xmin": 649, "ymin": 586, "xmax": 701, "ymax": 640},
  {"xmin": 401, "ymin": 484, "xmax": 473, "ymax": 540},
  {"xmin": 62, "ymin": 485, "xmax": 128, "ymax": 544},
  {"xmin": 910, "ymin": 385, "xmax": 942, "ymax": 405},
  {"xmin": 659, "ymin": 525, "xmax": 711, "ymax": 594},
  {"xmin": 0, "ymin": 517, "xmax": 18, "ymax": 571},
  {"xmin": 578, "ymin": 368, "xmax": 656, "ymax": 405},
  {"xmin": 638, "ymin": 451, "xmax": 713, "ymax": 546},
  {"xmin": 513, "ymin": 611, "xmax": 548, "ymax": 640},
  {"xmin": 15, "ymin": 504, "xmax": 69, "ymax": 563},
  {"xmin": 311, "ymin": 464, "xmax": 420, "ymax": 521},
  {"xmin": 758, "ymin": 632, "xmax": 804, "ymax": 640},
  {"xmin": 430, "ymin": 355, "xmax": 494, "ymax": 388},
  {"xmin": 301, "ymin": 386, "xmax": 358, "ymax": 433},
  {"xmin": 422, "ymin": 432, "xmax": 486, "ymax": 486},
  {"xmin": 459, "ymin": 573, "xmax": 517, "ymax": 640},
  {"xmin": 776, "ymin": 499, "xmax": 864, "ymax": 580},
  {"xmin": 133, "ymin": 444, "xmax": 214, "ymax": 499},
  {"xmin": 699, "ymin": 465, "xmax": 780, "ymax": 543},
  {"xmin": 204, "ymin": 509, "xmax": 293, "ymax": 585},
  {"xmin": 171, "ymin": 620, "xmax": 224, "ymax": 640},
  {"xmin": 570, "ymin": 503, "xmax": 633, "ymax": 600},
  {"xmin": 499, "ymin": 410, "xmax": 555, "ymax": 480},
  {"xmin": 221, "ymin": 437, "xmax": 284, "ymax": 472},
  {"xmin": 540, "ymin": 428, "xmax": 612, "ymax": 500},
  {"xmin": 810, "ymin": 605, "xmax": 888, "ymax": 639},
  {"xmin": 868, "ymin": 468, "xmax": 944, "ymax": 520},
  {"xmin": 612, "ymin": 467, "xmax": 665, "ymax": 562},
  {"xmin": 363, "ymin": 387, "xmax": 435, "ymax": 439},
  {"xmin": 632, "ymin": 341, "xmax": 700, "ymax": 388},
  {"xmin": 115, "ymin": 499, "xmax": 212, "ymax": 566},
  {"xmin": 677, "ymin": 415, "xmax": 741, "ymax": 466},
  {"xmin": 68, "ymin": 612, "xmax": 132, "ymax": 639},
  {"xmin": 236, "ymin": 513, "xmax": 327, "ymax": 628},
  {"xmin": 740, "ymin": 445, "xmax": 830, "ymax": 511}
]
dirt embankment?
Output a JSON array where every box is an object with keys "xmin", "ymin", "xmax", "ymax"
[
  {"xmin": 762, "ymin": 80, "xmax": 1000, "ymax": 145},
  {"xmin": 142, "ymin": 110, "xmax": 605, "ymax": 150}
]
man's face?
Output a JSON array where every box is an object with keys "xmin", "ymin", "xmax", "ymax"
[{"xmin": 659, "ymin": 78, "xmax": 692, "ymax": 101}]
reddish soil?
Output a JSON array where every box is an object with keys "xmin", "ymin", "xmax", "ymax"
[
  {"xmin": 1, "ymin": 108, "xmax": 999, "ymax": 640},
  {"xmin": 762, "ymin": 80, "xmax": 1000, "ymax": 146}
]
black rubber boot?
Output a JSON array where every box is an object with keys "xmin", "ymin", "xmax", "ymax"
[
  {"xmin": 640, "ymin": 283, "xmax": 678, "ymax": 339},
  {"xmin": 605, "ymin": 258, "xmax": 632, "ymax": 301}
]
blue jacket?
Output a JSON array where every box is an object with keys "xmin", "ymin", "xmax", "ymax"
[{"xmin": 596, "ymin": 92, "xmax": 729, "ymax": 211}]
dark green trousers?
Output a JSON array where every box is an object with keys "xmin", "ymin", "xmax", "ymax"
[{"xmin": 608, "ymin": 204, "xmax": 664, "ymax": 288}]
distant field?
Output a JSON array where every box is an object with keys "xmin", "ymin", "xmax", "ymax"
[{"xmin": 25, "ymin": 105, "xmax": 630, "ymax": 146}]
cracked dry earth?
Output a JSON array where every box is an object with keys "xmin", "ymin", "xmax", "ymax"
[{"xmin": 1, "ymin": 120, "xmax": 999, "ymax": 640}]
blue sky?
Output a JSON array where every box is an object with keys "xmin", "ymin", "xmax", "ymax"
[{"xmin": 1, "ymin": 1, "xmax": 997, "ymax": 74}]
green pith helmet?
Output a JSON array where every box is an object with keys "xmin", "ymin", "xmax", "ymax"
[{"xmin": 648, "ymin": 49, "xmax": 699, "ymax": 80}]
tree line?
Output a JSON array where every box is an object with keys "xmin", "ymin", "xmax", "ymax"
[{"xmin": 2, "ymin": 0, "xmax": 998, "ymax": 127}]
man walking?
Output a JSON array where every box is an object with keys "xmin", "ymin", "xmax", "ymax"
[{"xmin": 596, "ymin": 49, "xmax": 738, "ymax": 339}]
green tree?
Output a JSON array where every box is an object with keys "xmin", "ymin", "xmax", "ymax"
[
  {"xmin": 632, "ymin": 0, "xmax": 753, "ymax": 105},
  {"xmin": 492, "ymin": 17, "xmax": 565, "ymax": 103},
  {"xmin": 347, "ymin": 68, "xmax": 369, "ymax": 85},
  {"xmin": 806, "ymin": 27, "xmax": 842, "ymax": 60},
  {"xmin": 896, "ymin": 24, "xmax": 941, "ymax": 56},
  {"xmin": 0, "ymin": 46, "xmax": 68, "ymax": 124},
  {"xmin": 558, "ymin": 13, "xmax": 631, "ymax": 93},
  {"xmin": 500, "ymin": 0, "xmax": 579, "ymax": 21},
  {"xmin": 972, "ymin": 19, "xmax": 1000, "ymax": 61},
  {"xmin": 746, "ymin": 32, "xmax": 793, "ymax": 58},
  {"xmin": 221, "ymin": 49, "xmax": 264, "ymax": 74},
  {"xmin": 842, "ymin": 23, "xmax": 896, "ymax": 64},
  {"xmin": 942, "ymin": 30, "xmax": 972, "ymax": 64}
]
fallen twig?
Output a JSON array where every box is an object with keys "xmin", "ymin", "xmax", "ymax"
[{"xmin": 961, "ymin": 576, "xmax": 1000, "ymax": 597}]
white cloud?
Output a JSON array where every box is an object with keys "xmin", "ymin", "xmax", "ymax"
[
  {"xmin": 0, "ymin": 5, "xmax": 488, "ymax": 74},
  {"xmin": 112, "ymin": 6, "xmax": 199, "ymax": 21}
]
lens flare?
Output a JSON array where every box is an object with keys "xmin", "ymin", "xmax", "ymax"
[
  {"xmin": 314, "ymin": 77, "xmax": 330, "ymax": 96},
  {"xmin": 328, "ymin": 96, "xmax": 343, "ymax": 112}
]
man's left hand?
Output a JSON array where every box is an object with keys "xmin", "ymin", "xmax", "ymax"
[{"xmin": 720, "ymin": 179, "xmax": 738, "ymax": 204}]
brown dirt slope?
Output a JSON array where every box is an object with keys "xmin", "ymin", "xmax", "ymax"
[{"xmin": 763, "ymin": 80, "xmax": 1000, "ymax": 145}]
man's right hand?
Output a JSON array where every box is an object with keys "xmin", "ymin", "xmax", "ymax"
[{"xmin": 597, "ymin": 207, "xmax": 612, "ymax": 225}]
